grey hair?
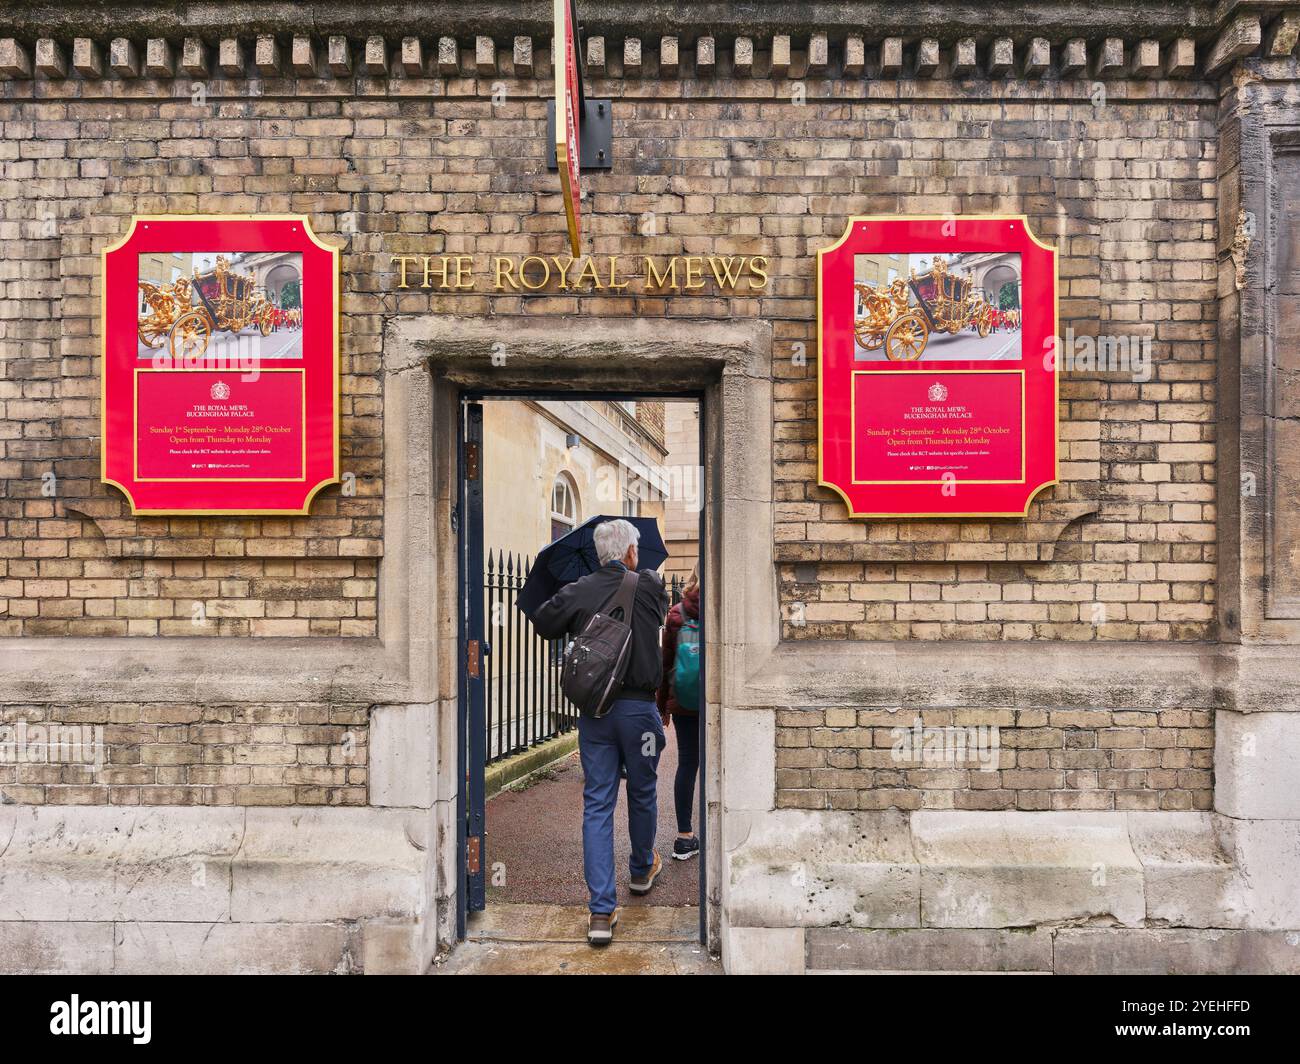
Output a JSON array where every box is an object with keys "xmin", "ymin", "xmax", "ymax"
[{"xmin": 593, "ymin": 518, "xmax": 640, "ymax": 565}]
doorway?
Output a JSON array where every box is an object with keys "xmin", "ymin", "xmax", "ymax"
[{"xmin": 456, "ymin": 392, "xmax": 708, "ymax": 953}]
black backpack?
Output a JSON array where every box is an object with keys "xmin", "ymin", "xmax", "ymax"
[{"xmin": 561, "ymin": 571, "xmax": 639, "ymax": 719}]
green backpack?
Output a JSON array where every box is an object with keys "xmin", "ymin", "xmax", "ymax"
[{"xmin": 672, "ymin": 616, "xmax": 701, "ymax": 711}]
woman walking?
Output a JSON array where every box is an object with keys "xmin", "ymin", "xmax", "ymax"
[{"xmin": 657, "ymin": 567, "xmax": 701, "ymax": 861}]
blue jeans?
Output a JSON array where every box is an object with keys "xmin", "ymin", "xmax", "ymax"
[{"xmin": 576, "ymin": 697, "xmax": 664, "ymax": 914}]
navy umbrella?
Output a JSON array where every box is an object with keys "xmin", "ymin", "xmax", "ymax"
[{"xmin": 517, "ymin": 514, "xmax": 668, "ymax": 618}]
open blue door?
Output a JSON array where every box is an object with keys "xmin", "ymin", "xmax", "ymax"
[{"xmin": 458, "ymin": 400, "xmax": 487, "ymax": 935}]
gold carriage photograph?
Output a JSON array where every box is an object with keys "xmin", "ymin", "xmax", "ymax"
[
  {"xmin": 853, "ymin": 251, "xmax": 1023, "ymax": 362},
  {"xmin": 136, "ymin": 250, "xmax": 305, "ymax": 361}
]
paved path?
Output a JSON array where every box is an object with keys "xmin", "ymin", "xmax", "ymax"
[{"xmin": 485, "ymin": 718, "xmax": 700, "ymax": 909}]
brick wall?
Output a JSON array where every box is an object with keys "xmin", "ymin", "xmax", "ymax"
[
  {"xmin": 0, "ymin": 95, "xmax": 385, "ymax": 639},
  {"xmin": 0, "ymin": 35, "xmax": 1221, "ymax": 805},
  {"xmin": 776, "ymin": 706, "xmax": 1214, "ymax": 812},
  {"xmin": 0, "ymin": 78, "xmax": 1217, "ymax": 642},
  {"xmin": 0, "ymin": 700, "xmax": 368, "ymax": 805},
  {"xmin": 774, "ymin": 98, "xmax": 1218, "ymax": 643}
]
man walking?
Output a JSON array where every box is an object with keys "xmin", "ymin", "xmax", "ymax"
[{"xmin": 532, "ymin": 519, "xmax": 668, "ymax": 945}]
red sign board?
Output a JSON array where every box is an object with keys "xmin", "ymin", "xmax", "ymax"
[
  {"xmin": 554, "ymin": 0, "xmax": 581, "ymax": 256},
  {"xmin": 101, "ymin": 216, "xmax": 339, "ymax": 515},
  {"xmin": 818, "ymin": 216, "xmax": 1058, "ymax": 517}
]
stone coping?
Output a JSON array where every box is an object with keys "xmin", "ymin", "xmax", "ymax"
[
  {"xmin": 3, "ymin": 14, "xmax": 1293, "ymax": 86},
  {"xmin": 3, "ymin": 635, "xmax": 1299, "ymax": 710}
]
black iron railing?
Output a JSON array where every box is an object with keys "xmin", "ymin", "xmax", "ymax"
[{"xmin": 483, "ymin": 549, "xmax": 686, "ymax": 764}]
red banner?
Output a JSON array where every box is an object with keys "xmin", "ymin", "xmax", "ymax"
[
  {"xmin": 818, "ymin": 216, "xmax": 1057, "ymax": 517},
  {"xmin": 101, "ymin": 216, "xmax": 339, "ymax": 514},
  {"xmin": 554, "ymin": 0, "xmax": 581, "ymax": 256}
]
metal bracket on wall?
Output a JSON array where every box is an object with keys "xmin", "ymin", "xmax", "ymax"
[{"xmin": 545, "ymin": 98, "xmax": 613, "ymax": 170}]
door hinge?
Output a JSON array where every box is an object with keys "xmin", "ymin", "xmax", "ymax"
[
  {"xmin": 465, "ymin": 441, "xmax": 479, "ymax": 480},
  {"xmin": 466, "ymin": 835, "xmax": 481, "ymax": 875},
  {"xmin": 467, "ymin": 639, "xmax": 481, "ymax": 679}
]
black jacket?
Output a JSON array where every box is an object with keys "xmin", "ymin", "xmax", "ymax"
[{"xmin": 531, "ymin": 562, "xmax": 667, "ymax": 698}]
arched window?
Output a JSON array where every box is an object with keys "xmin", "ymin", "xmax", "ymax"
[{"xmin": 551, "ymin": 472, "xmax": 579, "ymax": 540}]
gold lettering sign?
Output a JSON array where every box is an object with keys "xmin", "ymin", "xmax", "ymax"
[{"xmin": 387, "ymin": 254, "xmax": 770, "ymax": 294}]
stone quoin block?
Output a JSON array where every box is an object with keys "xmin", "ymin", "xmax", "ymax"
[
  {"xmin": 0, "ymin": 923, "xmax": 115, "ymax": 976},
  {"xmin": 436, "ymin": 36, "xmax": 458, "ymax": 76},
  {"xmin": 1264, "ymin": 13, "xmax": 1300, "ymax": 57},
  {"xmin": 1024, "ymin": 37, "xmax": 1050, "ymax": 76},
  {"xmin": 513, "ymin": 36, "xmax": 533, "ymax": 77},
  {"xmin": 912, "ymin": 812, "xmax": 1147, "ymax": 929},
  {"xmin": 1166, "ymin": 37, "xmax": 1196, "ymax": 75},
  {"xmin": 843, "ymin": 35, "xmax": 864, "ymax": 77},
  {"xmin": 695, "ymin": 35, "xmax": 715, "ymax": 73},
  {"xmin": 725, "ymin": 927, "xmax": 805, "ymax": 975},
  {"xmin": 1062, "ymin": 37, "xmax": 1088, "ymax": 74},
  {"xmin": 952, "ymin": 38, "xmax": 977, "ymax": 77},
  {"xmin": 989, "ymin": 38, "xmax": 1014, "ymax": 75},
  {"xmin": 623, "ymin": 37, "xmax": 642, "ymax": 77},
  {"xmin": 362, "ymin": 36, "xmax": 388, "ymax": 76},
  {"xmin": 584, "ymin": 35, "xmax": 605, "ymax": 75},
  {"xmin": 1126, "ymin": 813, "xmax": 1246, "ymax": 929},
  {"xmin": 179, "ymin": 38, "xmax": 208, "ymax": 77},
  {"xmin": 770, "ymin": 34, "xmax": 790, "ymax": 77},
  {"xmin": 327, "ymin": 35, "xmax": 351, "ymax": 76},
  {"xmin": 881, "ymin": 38, "xmax": 903, "ymax": 77},
  {"xmin": 1205, "ymin": 15, "xmax": 1261, "ymax": 74},
  {"xmin": 72, "ymin": 37, "xmax": 104, "ymax": 77},
  {"xmin": 109, "ymin": 38, "xmax": 140, "ymax": 78},
  {"xmin": 230, "ymin": 808, "xmax": 431, "ymax": 924},
  {"xmin": 659, "ymin": 36, "xmax": 678, "ymax": 77},
  {"xmin": 734, "ymin": 36, "xmax": 754, "ymax": 76},
  {"xmin": 726, "ymin": 810, "xmax": 918, "ymax": 931},
  {"xmin": 1054, "ymin": 929, "xmax": 1300, "ymax": 976},
  {"xmin": 144, "ymin": 39, "xmax": 174, "ymax": 78},
  {"xmin": 216, "ymin": 38, "xmax": 243, "ymax": 76},
  {"xmin": 1132, "ymin": 39, "xmax": 1160, "ymax": 76},
  {"xmin": 808, "ymin": 928, "xmax": 1054, "ymax": 973},
  {"xmin": 370, "ymin": 703, "xmax": 438, "ymax": 808},
  {"xmin": 0, "ymin": 808, "xmax": 245, "ymax": 923},
  {"xmin": 34, "ymin": 39, "xmax": 66, "ymax": 78},
  {"xmin": 807, "ymin": 32, "xmax": 828, "ymax": 75},
  {"xmin": 291, "ymin": 36, "xmax": 318, "ymax": 77},
  {"xmin": 0, "ymin": 38, "xmax": 30, "ymax": 79},
  {"xmin": 254, "ymin": 35, "xmax": 281, "ymax": 77},
  {"xmin": 1094, "ymin": 37, "xmax": 1125, "ymax": 77},
  {"xmin": 916, "ymin": 38, "xmax": 940, "ymax": 76},
  {"xmin": 475, "ymin": 36, "xmax": 496, "ymax": 76},
  {"xmin": 399, "ymin": 36, "xmax": 423, "ymax": 76},
  {"xmin": 1215, "ymin": 712, "xmax": 1300, "ymax": 820}
]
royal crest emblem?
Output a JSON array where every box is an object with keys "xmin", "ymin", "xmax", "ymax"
[
  {"xmin": 210, "ymin": 380, "xmax": 231, "ymax": 401},
  {"xmin": 927, "ymin": 381, "xmax": 949, "ymax": 402}
]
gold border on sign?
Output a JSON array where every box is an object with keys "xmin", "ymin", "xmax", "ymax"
[
  {"xmin": 99, "ymin": 214, "xmax": 341, "ymax": 516},
  {"xmin": 815, "ymin": 214, "xmax": 1060, "ymax": 518}
]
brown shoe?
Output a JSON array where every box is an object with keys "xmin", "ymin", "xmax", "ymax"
[
  {"xmin": 587, "ymin": 909, "xmax": 619, "ymax": 947},
  {"xmin": 629, "ymin": 852, "xmax": 663, "ymax": 895}
]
